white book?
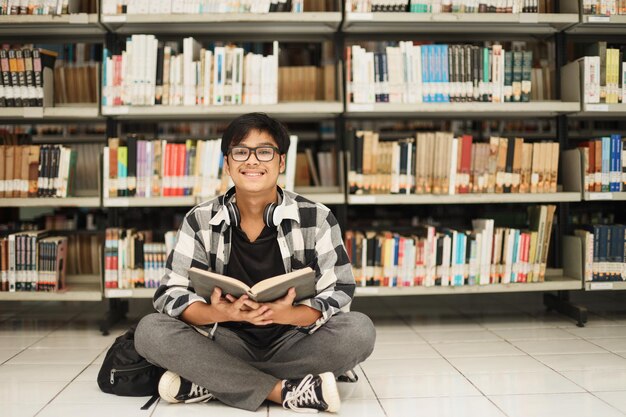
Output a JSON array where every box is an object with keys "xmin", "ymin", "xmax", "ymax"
[
  {"xmin": 448, "ymin": 137, "xmax": 458, "ymax": 195},
  {"xmin": 233, "ymin": 47, "xmax": 244, "ymax": 105},
  {"xmin": 203, "ymin": 50, "xmax": 212, "ymax": 106},
  {"xmin": 390, "ymin": 142, "xmax": 400, "ymax": 194},
  {"xmin": 283, "ymin": 135, "xmax": 298, "ymax": 192},
  {"xmin": 145, "ymin": 141, "xmax": 153, "ymax": 197},
  {"xmin": 183, "ymin": 37, "xmax": 201, "ymax": 106}
]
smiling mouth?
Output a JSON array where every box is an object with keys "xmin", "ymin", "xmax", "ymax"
[{"xmin": 241, "ymin": 171, "xmax": 265, "ymax": 177}]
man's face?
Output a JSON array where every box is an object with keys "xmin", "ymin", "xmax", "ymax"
[{"xmin": 224, "ymin": 129, "xmax": 286, "ymax": 194}]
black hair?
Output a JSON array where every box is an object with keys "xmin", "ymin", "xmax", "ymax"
[{"xmin": 221, "ymin": 113, "xmax": 290, "ymax": 156}]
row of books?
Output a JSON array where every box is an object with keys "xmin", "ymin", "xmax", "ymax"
[
  {"xmin": 0, "ymin": 145, "xmax": 77, "ymax": 198},
  {"xmin": 104, "ymin": 228, "xmax": 174, "ymax": 289},
  {"xmin": 347, "ymin": 0, "xmax": 545, "ymax": 13},
  {"xmin": 295, "ymin": 148, "xmax": 340, "ymax": 187},
  {"xmin": 54, "ymin": 64, "xmax": 99, "ymax": 105},
  {"xmin": 345, "ymin": 205, "xmax": 556, "ymax": 287},
  {"xmin": 104, "ymin": 134, "xmax": 299, "ymax": 198},
  {"xmin": 577, "ymin": 135, "xmax": 626, "ymax": 192},
  {"xmin": 569, "ymin": 53, "xmax": 625, "ymax": 104},
  {"xmin": 0, "ymin": 0, "xmax": 90, "ymax": 14},
  {"xmin": 278, "ymin": 65, "xmax": 336, "ymax": 102},
  {"xmin": 0, "ymin": 231, "xmax": 67, "ymax": 292},
  {"xmin": 575, "ymin": 225, "xmax": 626, "ymax": 282},
  {"xmin": 0, "ymin": 48, "xmax": 56, "ymax": 108},
  {"xmin": 347, "ymin": 42, "xmax": 534, "ymax": 104},
  {"xmin": 101, "ymin": 0, "xmax": 307, "ymax": 14},
  {"xmin": 348, "ymin": 130, "xmax": 559, "ymax": 195},
  {"xmin": 104, "ymin": 137, "xmax": 228, "ymax": 198},
  {"xmin": 102, "ymin": 36, "xmax": 279, "ymax": 107},
  {"xmin": 583, "ymin": 0, "xmax": 626, "ymax": 15}
]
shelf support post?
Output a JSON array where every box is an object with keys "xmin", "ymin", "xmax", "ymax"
[{"xmin": 543, "ymin": 290, "xmax": 588, "ymax": 327}]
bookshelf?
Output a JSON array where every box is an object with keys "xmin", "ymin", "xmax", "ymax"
[
  {"xmin": 2, "ymin": 1, "xmax": 619, "ymax": 330},
  {"xmin": 355, "ymin": 270, "xmax": 581, "ymax": 296},
  {"xmin": 348, "ymin": 192, "xmax": 581, "ymax": 205},
  {"xmin": 0, "ymin": 197, "xmax": 101, "ymax": 208},
  {"xmin": 585, "ymin": 281, "xmax": 626, "ymax": 291},
  {"xmin": 0, "ymin": 106, "xmax": 101, "ymax": 121},
  {"xmin": 102, "ymin": 196, "xmax": 197, "ymax": 208},
  {"xmin": 101, "ymin": 12, "xmax": 342, "ymax": 34},
  {"xmin": 343, "ymin": 12, "xmax": 579, "ymax": 34},
  {"xmin": 567, "ymin": 14, "xmax": 626, "ymax": 34},
  {"xmin": 0, "ymin": 275, "xmax": 102, "ymax": 301},
  {"xmin": 101, "ymin": 102, "xmax": 344, "ymax": 120},
  {"xmin": 0, "ymin": 13, "xmax": 103, "ymax": 36},
  {"xmin": 345, "ymin": 102, "xmax": 581, "ymax": 118}
]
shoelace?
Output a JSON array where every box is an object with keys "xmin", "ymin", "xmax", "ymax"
[
  {"xmin": 284, "ymin": 374, "xmax": 321, "ymax": 414},
  {"xmin": 186, "ymin": 383, "xmax": 213, "ymax": 403}
]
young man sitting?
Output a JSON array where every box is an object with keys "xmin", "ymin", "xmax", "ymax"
[{"xmin": 135, "ymin": 113, "xmax": 376, "ymax": 413}]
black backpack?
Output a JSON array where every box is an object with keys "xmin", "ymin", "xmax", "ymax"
[{"xmin": 97, "ymin": 325, "xmax": 166, "ymax": 409}]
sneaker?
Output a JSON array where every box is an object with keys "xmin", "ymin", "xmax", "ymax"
[
  {"xmin": 158, "ymin": 371, "xmax": 215, "ymax": 404},
  {"xmin": 281, "ymin": 372, "xmax": 340, "ymax": 413}
]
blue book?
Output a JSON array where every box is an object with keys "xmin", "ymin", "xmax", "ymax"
[
  {"xmin": 611, "ymin": 134, "xmax": 622, "ymax": 191},
  {"xmin": 434, "ymin": 45, "xmax": 443, "ymax": 103},
  {"xmin": 441, "ymin": 44, "xmax": 450, "ymax": 102},
  {"xmin": 511, "ymin": 229, "xmax": 520, "ymax": 282},
  {"xmin": 421, "ymin": 46, "xmax": 430, "ymax": 102}
]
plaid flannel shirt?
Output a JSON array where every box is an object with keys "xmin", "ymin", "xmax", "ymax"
[{"xmin": 153, "ymin": 189, "xmax": 355, "ymax": 333}]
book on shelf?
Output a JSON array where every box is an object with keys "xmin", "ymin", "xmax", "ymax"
[
  {"xmin": 101, "ymin": 0, "xmax": 320, "ymax": 14},
  {"xmin": 0, "ymin": 230, "xmax": 68, "ymax": 292},
  {"xmin": 344, "ymin": 205, "xmax": 556, "ymax": 288},
  {"xmin": 346, "ymin": 0, "xmax": 548, "ymax": 12},
  {"xmin": 0, "ymin": 0, "xmax": 96, "ymax": 15},
  {"xmin": 0, "ymin": 144, "xmax": 78, "ymax": 198},
  {"xmin": 583, "ymin": 0, "xmax": 626, "ymax": 15},
  {"xmin": 572, "ymin": 134, "xmax": 624, "ymax": 192},
  {"xmin": 347, "ymin": 42, "xmax": 544, "ymax": 105},
  {"xmin": 104, "ymin": 228, "xmax": 171, "ymax": 289},
  {"xmin": 348, "ymin": 130, "xmax": 559, "ymax": 195},
  {"xmin": 102, "ymin": 37, "xmax": 279, "ymax": 107},
  {"xmin": 563, "ymin": 44, "xmax": 625, "ymax": 105},
  {"xmin": 295, "ymin": 146, "xmax": 339, "ymax": 188},
  {"xmin": 103, "ymin": 134, "xmax": 298, "ymax": 199},
  {"xmin": 188, "ymin": 266, "xmax": 315, "ymax": 303},
  {"xmin": 0, "ymin": 47, "xmax": 56, "ymax": 108},
  {"xmin": 573, "ymin": 225, "xmax": 626, "ymax": 283},
  {"xmin": 52, "ymin": 43, "xmax": 100, "ymax": 105}
]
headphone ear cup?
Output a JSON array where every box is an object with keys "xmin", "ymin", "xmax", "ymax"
[
  {"xmin": 263, "ymin": 203, "xmax": 276, "ymax": 228},
  {"xmin": 227, "ymin": 202, "xmax": 241, "ymax": 227}
]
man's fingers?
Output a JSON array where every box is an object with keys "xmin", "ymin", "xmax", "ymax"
[
  {"xmin": 233, "ymin": 295, "xmax": 249, "ymax": 310},
  {"xmin": 243, "ymin": 299, "xmax": 261, "ymax": 310},
  {"xmin": 210, "ymin": 288, "xmax": 222, "ymax": 304},
  {"xmin": 225, "ymin": 294, "xmax": 236, "ymax": 303}
]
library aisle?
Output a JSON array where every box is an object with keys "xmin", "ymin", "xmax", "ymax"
[{"xmin": 1, "ymin": 293, "xmax": 626, "ymax": 417}]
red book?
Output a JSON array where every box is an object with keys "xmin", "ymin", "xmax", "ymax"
[{"xmin": 458, "ymin": 135, "xmax": 473, "ymax": 194}]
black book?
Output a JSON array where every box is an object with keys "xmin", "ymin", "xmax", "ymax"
[
  {"xmin": 472, "ymin": 46, "xmax": 480, "ymax": 102},
  {"xmin": 0, "ymin": 49, "xmax": 12, "ymax": 107},
  {"xmin": 22, "ymin": 49, "xmax": 37, "ymax": 107},
  {"xmin": 127, "ymin": 135, "xmax": 138, "ymax": 197},
  {"xmin": 8, "ymin": 50, "xmax": 22, "ymax": 107},
  {"xmin": 155, "ymin": 45, "xmax": 164, "ymax": 105},
  {"xmin": 503, "ymin": 138, "xmax": 514, "ymax": 193},
  {"xmin": 465, "ymin": 45, "xmax": 472, "ymax": 102},
  {"xmin": 348, "ymin": 132, "xmax": 357, "ymax": 194},
  {"xmin": 366, "ymin": 234, "xmax": 376, "ymax": 285},
  {"xmin": 0, "ymin": 60, "xmax": 4, "ymax": 107},
  {"xmin": 399, "ymin": 141, "xmax": 408, "ymax": 194},
  {"xmin": 15, "ymin": 49, "xmax": 28, "ymax": 107},
  {"xmin": 37, "ymin": 145, "xmax": 46, "ymax": 197},
  {"xmin": 49, "ymin": 145, "xmax": 60, "ymax": 197}
]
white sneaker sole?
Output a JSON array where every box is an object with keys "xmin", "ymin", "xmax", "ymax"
[
  {"xmin": 320, "ymin": 372, "xmax": 341, "ymax": 413},
  {"xmin": 158, "ymin": 371, "xmax": 182, "ymax": 404}
]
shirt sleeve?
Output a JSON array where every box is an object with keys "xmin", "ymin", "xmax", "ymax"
[
  {"xmin": 295, "ymin": 209, "xmax": 356, "ymax": 333},
  {"xmin": 153, "ymin": 211, "xmax": 209, "ymax": 318}
]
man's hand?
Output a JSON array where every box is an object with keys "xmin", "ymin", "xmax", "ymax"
[
  {"xmin": 260, "ymin": 287, "xmax": 298, "ymax": 325},
  {"xmin": 209, "ymin": 288, "xmax": 273, "ymax": 325}
]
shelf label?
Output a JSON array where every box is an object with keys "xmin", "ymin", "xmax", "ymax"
[
  {"xmin": 519, "ymin": 13, "xmax": 539, "ymax": 23},
  {"xmin": 353, "ymin": 195, "xmax": 376, "ymax": 204},
  {"xmin": 586, "ymin": 104, "xmax": 609, "ymax": 112},
  {"xmin": 348, "ymin": 13, "xmax": 373, "ymax": 21},
  {"xmin": 107, "ymin": 289, "xmax": 133, "ymax": 297},
  {"xmin": 431, "ymin": 13, "xmax": 458, "ymax": 21},
  {"xmin": 590, "ymin": 282, "xmax": 613, "ymax": 290},
  {"xmin": 104, "ymin": 198, "xmax": 130, "ymax": 207},
  {"xmin": 103, "ymin": 106, "xmax": 129, "ymax": 115},
  {"xmin": 588, "ymin": 16, "xmax": 610, "ymax": 22},
  {"xmin": 356, "ymin": 287, "xmax": 379, "ymax": 294},
  {"xmin": 348, "ymin": 104, "xmax": 374, "ymax": 112},
  {"xmin": 23, "ymin": 107, "xmax": 44, "ymax": 118},
  {"xmin": 69, "ymin": 13, "xmax": 89, "ymax": 24},
  {"xmin": 588, "ymin": 192, "xmax": 612, "ymax": 200},
  {"xmin": 103, "ymin": 14, "xmax": 127, "ymax": 22}
]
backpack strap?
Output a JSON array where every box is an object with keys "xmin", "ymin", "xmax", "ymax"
[{"xmin": 141, "ymin": 394, "xmax": 160, "ymax": 410}]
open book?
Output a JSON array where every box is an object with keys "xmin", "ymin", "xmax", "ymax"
[{"xmin": 188, "ymin": 267, "xmax": 316, "ymax": 303}]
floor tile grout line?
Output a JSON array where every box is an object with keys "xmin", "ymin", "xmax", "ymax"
[{"xmin": 357, "ymin": 362, "xmax": 390, "ymax": 417}]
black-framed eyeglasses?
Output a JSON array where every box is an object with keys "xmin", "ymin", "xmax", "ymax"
[{"xmin": 228, "ymin": 146, "xmax": 279, "ymax": 162}]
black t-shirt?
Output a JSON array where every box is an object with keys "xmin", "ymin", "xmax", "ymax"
[{"xmin": 222, "ymin": 223, "xmax": 295, "ymax": 348}]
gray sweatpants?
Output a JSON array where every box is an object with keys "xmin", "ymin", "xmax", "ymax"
[{"xmin": 134, "ymin": 311, "xmax": 376, "ymax": 411}]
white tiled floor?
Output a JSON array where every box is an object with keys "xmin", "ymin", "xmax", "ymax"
[{"xmin": 2, "ymin": 291, "xmax": 626, "ymax": 417}]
